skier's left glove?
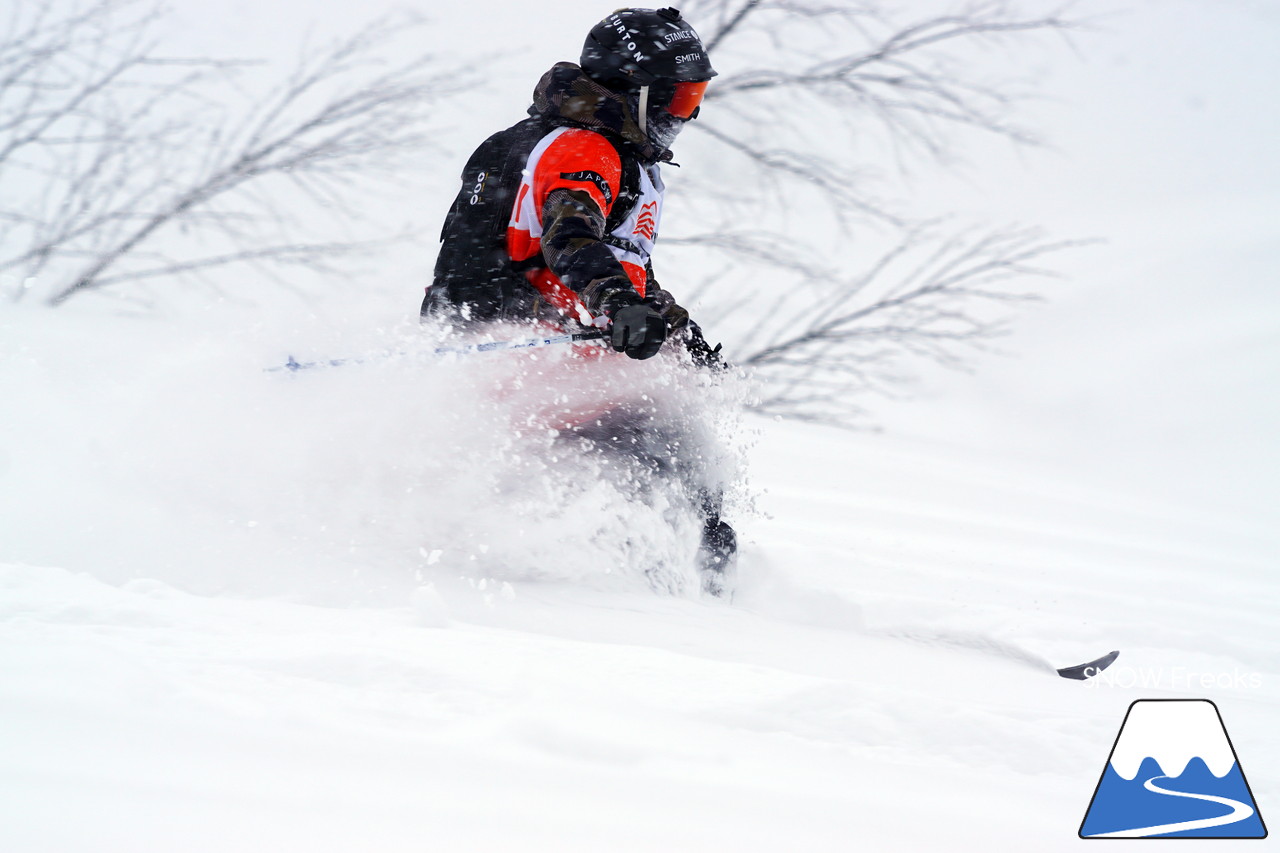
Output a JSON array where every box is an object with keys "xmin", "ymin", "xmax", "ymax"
[{"xmin": 605, "ymin": 295, "xmax": 668, "ymax": 360}]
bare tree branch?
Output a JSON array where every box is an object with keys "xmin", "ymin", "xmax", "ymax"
[
  {"xmin": 729, "ymin": 227, "xmax": 1096, "ymax": 425},
  {"xmin": 664, "ymin": 1, "xmax": 1086, "ymax": 426},
  {"xmin": 0, "ymin": 0, "xmax": 468, "ymax": 305},
  {"xmin": 703, "ymin": 0, "xmax": 765, "ymax": 52}
]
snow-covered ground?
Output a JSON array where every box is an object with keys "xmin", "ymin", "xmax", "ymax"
[
  {"xmin": 2, "ymin": 302, "xmax": 1275, "ymax": 851},
  {"xmin": 3, "ymin": 0, "xmax": 1278, "ymax": 850}
]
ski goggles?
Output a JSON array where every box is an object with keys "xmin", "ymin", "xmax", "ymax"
[{"xmin": 651, "ymin": 79, "xmax": 709, "ymax": 120}]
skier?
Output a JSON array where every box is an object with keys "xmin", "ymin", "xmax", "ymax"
[{"xmin": 421, "ymin": 7, "xmax": 736, "ymax": 590}]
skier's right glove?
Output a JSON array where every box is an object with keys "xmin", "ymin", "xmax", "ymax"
[
  {"xmin": 685, "ymin": 323, "xmax": 725, "ymax": 371},
  {"xmin": 605, "ymin": 294, "xmax": 668, "ymax": 360}
]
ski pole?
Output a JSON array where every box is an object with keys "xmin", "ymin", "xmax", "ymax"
[{"xmin": 265, "ymin": 329, "xmax": 607, "ymax": 373}]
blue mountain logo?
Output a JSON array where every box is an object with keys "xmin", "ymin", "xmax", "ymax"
[{"xmin": 1080, "ymin": 699, "xmax": 1267, "ymax": 838}]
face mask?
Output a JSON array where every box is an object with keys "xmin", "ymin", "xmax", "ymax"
[
  {"xmin": 631, "ymin": 89, "xmax": 688, "ymax": 154},
  {"xmin": 646, "ymin": 109, "xmax": 685, "ymax": 151}
]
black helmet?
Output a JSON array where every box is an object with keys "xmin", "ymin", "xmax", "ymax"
[{"xmin": 581, "ymin": 7, "xmax": 717, "ymax": 91}]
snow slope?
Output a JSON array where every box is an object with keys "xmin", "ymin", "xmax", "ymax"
[{"xmin": 2, "ymin": 304, "xmax": 1276, "ymax": 852}]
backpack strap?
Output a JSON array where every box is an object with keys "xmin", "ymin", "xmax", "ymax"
[{"xmin": 605, "ymin": 154, "xmax": 642, "ymax": 235}]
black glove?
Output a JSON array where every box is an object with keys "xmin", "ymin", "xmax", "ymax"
[
  {"xmin": 607, "ymin": 297, "xmax": 668, "ymax": 360},
  {"xmin": 685, "ymin": 323, "xmax": 725, "ymax": 370}
]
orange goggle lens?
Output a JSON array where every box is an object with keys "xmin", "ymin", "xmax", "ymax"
[{"xmin": 666, "ymin": 81, "xmax": 708, "ymax": 119}]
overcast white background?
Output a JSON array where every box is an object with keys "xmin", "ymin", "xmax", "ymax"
[
  {"xmin": 4, "ymin": 3, "xmax": 1278, "ymax": 849},
  {"xmin": 148, "ymin": 0, "xmax": 1280, "ymax": 535}
]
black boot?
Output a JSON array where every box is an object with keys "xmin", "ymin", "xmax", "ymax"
[{"xmin": 698, "ymin": 518, "xmax": 737, "ymax": 596}]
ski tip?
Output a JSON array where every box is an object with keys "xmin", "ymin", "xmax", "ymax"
[
  {"xmin": 262, "ymin": 355, "xmax": 303, "ymax": 373},
  {"xmin": 1057, "ymin": 650, "xmax": 1120, "ymax": 681}
]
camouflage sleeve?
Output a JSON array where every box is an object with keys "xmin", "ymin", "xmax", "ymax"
[{"xmin": 540, "ymin": 187, "xmax": 636, "ymax": 313}]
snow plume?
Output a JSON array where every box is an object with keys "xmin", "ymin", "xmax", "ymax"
[
  {"xmin": 0, "ymin": 308, "xmax": 752, "ymax": 603},
  {"xmin": 410, "ymin": 320, "xmax": 754, "ymax": 596}
]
